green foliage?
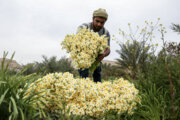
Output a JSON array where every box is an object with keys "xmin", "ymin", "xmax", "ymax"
[
  {"xmin": 0, "ymin": 52, "xmax": 45, "ymax": 120},
  {"xmin": 116, "ymin": 40, "xmax": 151, "ymax": 79},
  {"xmin": 89, "ymin": 61, "xmax": 100, "ymax": 73},
  {"xmin": 115, "ymin": 20, "xmax": 180, "ymax": 119},
  {"xmin": 128, "ymin": 84, "xmax": 171, "ymax": 120},
  {"xmin": 171, "ymin": 23, "xmax": 180, "ymax": 34},
  {"xmin": 114, "ymin": 20, "xmax": 162, "ymax": 79},
  {"xmin": 23, "ymin": 56, "xmax": 74, "ymax": 75},
  {"xmin": 101, "ymin": 63, "xmax": 124, "ymax": 80}
]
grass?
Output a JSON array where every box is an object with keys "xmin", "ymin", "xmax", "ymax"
[{"xmin": 0, "ymin": 52, "xmax": 44, "ymax": 120}]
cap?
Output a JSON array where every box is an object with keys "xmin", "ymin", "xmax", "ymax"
[{"xmin": 93, "ymin": 8, "xmax": 108, "ymax": 19}]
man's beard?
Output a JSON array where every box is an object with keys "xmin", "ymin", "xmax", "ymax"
[
  {"xmin": 94, "ymin": 26, "xmax": 102, "ymax": 31},
  {"xmin": 92, "ymin": 23, "xmax": 102, "ymax": 31}
]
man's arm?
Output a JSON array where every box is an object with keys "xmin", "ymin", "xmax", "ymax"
[{"xmin": 96, "ymin": 29, "xmax": 110, "ymax": 62}]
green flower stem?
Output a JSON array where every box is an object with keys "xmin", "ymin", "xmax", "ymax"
[{"xmin": 89, "ymin": 61, "xmax": 100, "ymax": 73}]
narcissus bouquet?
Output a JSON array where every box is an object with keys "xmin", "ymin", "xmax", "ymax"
[
  {"xmin": 61, "ymin": 27, "xmax": 109, "ymax": 71},
  {"xmin": 24, "ymin": 72, "xmax": 141, "ymax": 117}
]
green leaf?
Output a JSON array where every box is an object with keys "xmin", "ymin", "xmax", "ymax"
[
  {"xmin": 4, "ymin": 52, "xmax": 15, "ymax": 73},
  {"xmin": 9, "ymin": 114, "xmax": 12, "ymax": 120},
  {"xmin": 10, "ymin": 97, "xmax": 18, "ymax": 119},
  {"xmin": 19, "ymin": 108, "xmax": 25, "ymax": 120},
  {"xmin": 0, "ymin": 81, "xmax": 6, "ymax": 85},
  {"xmin": 9, "ymin": 101, "xmax": 12, "ymax": 112},
  {"xmin": 0, "ymin": 89, "xmax": 9, "ymax": 106}
]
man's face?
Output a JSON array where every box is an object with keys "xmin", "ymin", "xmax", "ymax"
[{"xmin": 92, "ymin": 17, "xmax": 106, "ymax": 31}]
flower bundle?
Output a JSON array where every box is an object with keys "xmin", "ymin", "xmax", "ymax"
[
  {"xmin": 25, "ymin": 72, "xmax": 141, "ymax": 117},
  {"xmin": 61, "ymin": 27, "xmax": 109, "ymax": 69}
]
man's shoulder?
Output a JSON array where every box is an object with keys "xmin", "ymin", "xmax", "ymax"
[
  {"xmin": 78, "ymin": 22, "xmax": 91, "ymax": 29},
  {"xmin": 82, "ymin": 22, "xmax": 91, "ymax": 26},
  {"xmin": 103, "ymin": 27, "xmax": 110, "ymax": 36}
]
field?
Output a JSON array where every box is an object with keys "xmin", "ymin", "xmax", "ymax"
[{"xmin": 0, "ymin": 22, "xmax": 180, "ymax": 120}]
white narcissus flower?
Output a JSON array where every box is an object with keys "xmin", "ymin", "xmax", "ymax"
[
  {"xmin": 61, "ymin": 27, "xmax": 109, "ymax": 69},
  {"xmin": 25, "ymin": 72, "xmax": 141, "ymax": 117}
]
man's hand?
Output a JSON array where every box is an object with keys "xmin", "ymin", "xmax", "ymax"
[
  {"xmin": 96, "ymin": 47, "xmax": 110, "ymax": 62},
  {"xmin": 96, "ymin": 53, "xmax": 105, "ymax": 62}
]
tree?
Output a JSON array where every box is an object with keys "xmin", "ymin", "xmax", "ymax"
[
  {"xmin": 171, "ymin": 23, "xmax": 180, "ymax": 34},
  {"xmin": 116, "ymin": 40, "xmax": 151, "ymax": 79},
  {"xmin": 23, "ymin": 56, "xmax": 74, "ymax": 75},
  {"xmin": 115, "ymin": 20, "xmax": 161, "ymax": 79}
]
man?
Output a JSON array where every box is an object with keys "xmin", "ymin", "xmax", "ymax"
[{"xmin": 77, "ymin": 8, "xmax": 110, "ymax": 82}]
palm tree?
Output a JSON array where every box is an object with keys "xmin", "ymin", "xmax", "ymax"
[
  {"xmin": 171, "ymin": 23, "xmax": 180, "ymax": 34},
  {"xmin": 23, "ymin": 56, "xmax": 74, "ymax": 75},
  {"xmin": 39, "ymin": 55, "xmax": 74, "ymax": 74},
  {"xmin": 116, "ymin": 41, "xmax": 151, "ymax": 79}
]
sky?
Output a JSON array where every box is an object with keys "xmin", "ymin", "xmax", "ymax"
[{"xmin": 0, "ymin": 0, "xmax": 179, "ymax": 65}]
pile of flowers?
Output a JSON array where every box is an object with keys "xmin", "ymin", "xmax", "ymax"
[
  {"xmin": 61, "ymin": 27, "xmax": 109, "ymax": 69},
  {"xmin": 24, "ymin": 72, "xmax": 141, "ymax": 117}
]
